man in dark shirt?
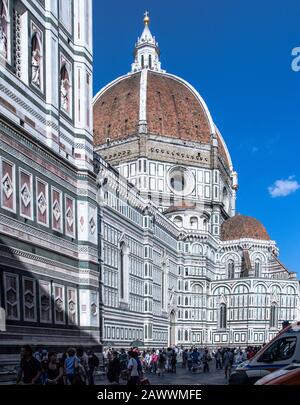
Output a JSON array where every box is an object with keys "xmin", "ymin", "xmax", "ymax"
[{"xmin": 17, "ymin": 345, "xmax": 42, "ymax": 385}]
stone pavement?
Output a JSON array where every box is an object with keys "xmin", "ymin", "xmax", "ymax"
[{"xmin": 96, "ymin": 366, "xmax": 228, "ymax": 386}]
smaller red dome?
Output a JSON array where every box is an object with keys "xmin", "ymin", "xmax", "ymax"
[{"xmin": 221, "ymin": 215, "xmax": 270, "ymax": 241}]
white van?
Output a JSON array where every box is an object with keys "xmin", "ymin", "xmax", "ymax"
[{"xmin": 229, "ymin": 322, "xmax": 300, "ymax": 385}]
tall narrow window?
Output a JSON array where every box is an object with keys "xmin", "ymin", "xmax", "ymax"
[
  {"xmin": 161, "ymin": 269, "xmax": 165, "ymax": 309},
  {"xmin": 86, "ymin": 73, "xmax": 91, "ymax": 128},
  {"xmin": 141, "ymin": 54, "xmax": 144, "ymax": 69},
  {"xmin": 149, "ymin": 54, "xmax": 152, "ymax": 69},
  {"xmin": 228, "ymin": 260, "xmax": 235, "ymax": 279},
  {"xmin": 120, "ymin": 242, "xmax": 125, "ymax": 300},
  {"xmin": 220, "ymin": 303, "xmax": 227, "ymax": 329},
  {"xmin": 255, "ymin": 261, "xmax": 261, "ymax": 278},
  {"xmin": 270, "ymin": 303, "xmax": 278, "ymax": 328}
]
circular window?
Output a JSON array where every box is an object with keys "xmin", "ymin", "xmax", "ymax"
[{"xmin": 168, "ymin": 167, "xmax": 195, "ymax": 196}]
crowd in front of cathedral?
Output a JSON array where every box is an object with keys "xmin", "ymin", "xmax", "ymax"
[
  {"xmin": 104, "ymin": 345, "xmax": 263, "ymax": 384},
  {"xmin": 14, "ymin": 343, "xmax": 263, "ymax": 385}
]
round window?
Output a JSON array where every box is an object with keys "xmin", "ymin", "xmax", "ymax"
[{"xmin": 168, "ymin": 167, "xmax": 195, "ymax": 196}]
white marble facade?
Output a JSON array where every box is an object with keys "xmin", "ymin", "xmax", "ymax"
[{"xmin": 96, "ymin": 154, "xmax": 300, "ymax": 348}]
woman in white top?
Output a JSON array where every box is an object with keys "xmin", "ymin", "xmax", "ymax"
[{"xmin": 127, "ymin": 351, "xmax": 139, "ymax": 385}]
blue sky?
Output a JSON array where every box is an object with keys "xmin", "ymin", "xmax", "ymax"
[{"xmin": 93, "ymin": 0, "xmax": 300, "ymax": 276}]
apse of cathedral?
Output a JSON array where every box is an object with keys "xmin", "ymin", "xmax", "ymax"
[{"xmin": 0, "ymin": 2, "xmax": 299, "ymax": 360}]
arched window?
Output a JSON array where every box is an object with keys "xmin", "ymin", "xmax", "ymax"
[
  {"xmin": 270, "ymin": 303, "xmax": 278, "ymax": 328},
  {"xmin": 192, "ymin": 284, "xmax": 203, "ymax": 293},
  {"xmin": 141, "ymin": 54, "xmax": 144, "ymax": 68},
  {"xmin": 174, "ymin": 216, "xmax": 183, "ymax": 228},
  {"xmin": 190, "ymin": 216, "xmax": 198, "ymax": 230},
  {"xmin": 184, "ymin": 330, "xmax": 188, "ymax": 341},
  {"xmin": 185, "ymin": 297, "xmax": 188, "ymax": 306},
  {"xmin": 203, "ymin": 219, "xmax": 207, "ymax": 231},
  {"xmin": 219, "ymin": 304, "xmax": 227, "ymax": 329},
  {"xmin": 185, "ymin": 310, "xmax": 189, "ymax": 319},
  {"xmin": 192, "ymin": 244, "xmax": 202, "ymax": 255},
  {"xmin": 255, "ymin": 261, "xmax": 261, "ymax": 278},
  {"xmin": 149, "ymin": 54, "xmax": 152, "ymax": 69},
  {"xmin": 0, "ymin": 0, "xmax": 8, "ymax": 60},
  {"xmin": 145, "ymin": 284, "xmax": 148, "ymax": 295},
  {"xmin": 184, "ymin": 281, "xmax": 188, "ymax": 291},
  {"xmin": 228, "ymin": 260, "xmax": 235, "ymax": 279}
]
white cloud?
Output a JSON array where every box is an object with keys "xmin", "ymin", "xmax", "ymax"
[{"xmin": 268, "ymin": 176, "xmax": 300, "ymax": 198}]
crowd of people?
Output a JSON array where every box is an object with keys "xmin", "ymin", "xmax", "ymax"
[
  {"xmin": 16, "ymin": 345, "xmax": 100, "ymax": 385},
  {"xmin": 103, "ymin": 345, "xmax": 263, "ymax": 384},
  {"xmin": 15, "ymin": 344, "xmax": 263, "ymax": 385}
]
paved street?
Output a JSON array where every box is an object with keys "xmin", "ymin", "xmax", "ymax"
[{"xmin": 96, "ymin": 366, "xmax": 228, "ymax": 386}]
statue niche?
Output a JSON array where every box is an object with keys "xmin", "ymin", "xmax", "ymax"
[{"xmin": 0, "ymin": 0, "xmax": 8, "ymax": 60}]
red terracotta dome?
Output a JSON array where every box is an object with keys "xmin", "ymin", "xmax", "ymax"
[
  {"xmin": 93, "ymin": 70, "xmax": 231, "ymax": 169},
  {"xmin": 221, "ymin": 215, "xmax": 270, "ymax": 241}
]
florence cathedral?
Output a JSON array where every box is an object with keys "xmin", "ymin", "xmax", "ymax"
[{"xmin": 0, "ymin": 2, "xmax": 299, "ymax": 363}]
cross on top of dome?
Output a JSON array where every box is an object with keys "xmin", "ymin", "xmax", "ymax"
[
  {"xmin": 131, "ymin": 12, "xmax": 165, "ymax": 73},
  {"xmin": 144, "ymin": 10, "xmax": 150, "ymax": 25}
]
